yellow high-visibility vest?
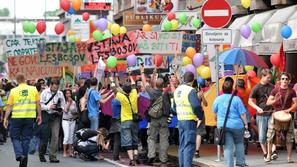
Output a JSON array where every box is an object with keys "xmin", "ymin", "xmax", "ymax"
[
  {"xmin": 10, "ymin": 84, "xmax": 38, "ymax": 118},
  {"xmin": 174, "ymin": 84, "xmax": 197, "ymax": 121}
]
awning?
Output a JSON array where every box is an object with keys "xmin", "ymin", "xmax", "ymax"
[
  {"xmin": 284, "ymin": 8, "xmax": 297, "ymax": 52},
  {"xmin": 228, "ymin": 14, "xmax": 254, "ymax": 48},
  {"xmin": 238, "ymin": 10, "xmax": 276, "ymax": 52},
  {"xmin": 257, "ymin": 5, "xmax": 297, "ymax": 55}
]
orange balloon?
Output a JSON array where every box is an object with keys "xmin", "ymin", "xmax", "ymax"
[
  {"xmin": 197, "ymin": 0, "xmax": 202, "ymax": 2},
  {"xmin": 67, "ymin": 30, "xmax": 75, "ymax": 36},
  {"xmin": 76, "ymin": 37, "xmax": 81, "ymax": 42},
  {"xmin": 185, "ymin": 47, "xmax": 196, "ymax": 59},
  {"xmin": 223, "ymin": 44, "xmax": 231, "ymax": 50},
  {"xmin": 72, "ymin": 0, "xmax": 81, "ymax": 11},
  {"xmin": 142, "ymin": 24, "xmax": 152, "ymax": 32}
]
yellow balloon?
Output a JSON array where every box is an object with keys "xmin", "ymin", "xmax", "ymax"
[
  {"xmin": 200, "ymin": 66, "xmax": 211, "ymax": 79},
  {"xmin": 171, "ymin": 19, "xmax": 179, "ymax": 30},
  {"xmin": 241, "ymin": 0, "xmax": 251, "ymax": 9},
  {"xmin": 76, "ymin": 37, "xmax": 81, "ymax": 42},
  {"xmin": 120, "ymin": 26, "xmax": 127, "ymax": 34},
  {"xmin": 108, "ymin": 22, "xmax": 112, "ymax": 30},
  {"xmin": 196, "ymin": 65, "xmax": 205, "ymax": 76},
  {"xmin": 244, "ymin": 65, "xmax": 254, "ymax": 71},
  {"xmin": 111, "ymin": 24, "xmax": 120, "ymax": 36},
  {"xmin": 183, "ymin": 56, "xmax": 192, "ymax": 66}
]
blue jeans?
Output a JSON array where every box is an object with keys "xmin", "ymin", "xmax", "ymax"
[
  {"xmin": 89, "ymin": 116, "xmax": 99, "ymax": 130},
  {"xmin": 224, "ymin": 128, "xmax": 246, "ymax": 167},
  {"xmin": 256, "ymin": 115, "xmax": 270, "ymax": 144},
  {"xmin": 178, "ymin": 120, "xmax": 196, "ymax": 167},
  {"xmin": 10, "ymin": 118, "xmax": 35, "ymax": 160}
]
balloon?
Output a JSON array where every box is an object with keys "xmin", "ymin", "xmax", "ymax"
[
  {"xmin": 36, "ymin": 21, "xmax": 46, "ymax": 34},
  {"xmin": 120, "ymin": 26, "xmax": 127, "ymax": 34},
  {"xmin": 111, "ymin": 23, "xmax": 120, "ymax": 36},
  {"xmin": 223, "ymin": 45, "xmax": 231, "ymax": 50},
  {"xmin": 60, "ymin": 0, "xmax": 70, "ymax": 11},
  {"xmin": 197, "ymin": 76, "xmax": 205, "ymax": 86},
  {"xmin": 241, "ymin": 0, "xmax": 251, "ymax": 9},
  {"xmin": 240, "ymin": 25, "xmax": 251, "ymax": 39},
  {"xmin": 67, "ymin": 30, "xmax": 75, "ymax": 36},
  {"xmin": 127, "ymin": 54, "xmax": 137, "ymax": 67},
  {"xmin": 68, "ymin": 35, "xmax": 76, "ymax": 42},
  {"xmin": 96, "ymin": 18, "xmax": 108, "ymax": 31},
  {"xmin": 182, "ymin": 56, "xmax": 192, "ymax": 66},
  {"xmin": 281, "ymin": 25, "xmax": 292, "ymax": 39},
  {"xmin": 107, "ymin": 56, "xmax": 117, "ymax": 68},
  {"xmin": 72, "ymin": 0, "xmax": 81, "ymax": 11},
  {"xmin": 167, "ymin": 12, "xmax": 176, "ymax": 21},
  {"xmin": 192, "ymin": 18, "xmax": 201, "ymax": 28},
  {"xmin": 163, "ymin": 21, "xmax": 172, "ymax": 31},
  {"xmin": 178, "ymin": 13, "xmax": 187, "ymax": 25},
  {"xmin": 197, "ymin": 65, "xmax": 205, "ymax": 76},
  {"xmin": 23, "ymin": 21, "xmax": 30, "ymax": 33},
  {"xmin": 167, "ymin": 56, "xmax": 174, "ymax": 63},
  {"xmin": 142, "ymin": 24, "xmax": 152, "ymax": 32},
  {"xmin": 186, "ymin": 47, "xmax": 196, "ymax": 59},
  {"xmin": 200, "ymin": 66, "xmax": 211, "ymax": 79},
  {"xmin": 108, "ymin": 22, "xmax": 112, "ymax": 30},
  {"xmin": 251, "ymin": 21, "xmax": 261, "ymax": 33},
  {"xmin": 68, "ymin": 5, "xmax": 75, "ymax": 15},
  {"xmin": 270, "ymin": 53, "xmax": 280, "ymax": 67},
  {"xmin": 103, "ymin": 31, "xmax": 112, "ymax": 39},
  {"xmin": 193, "ymin": 53, "xmax": 204, "ymax": 67},
  {"xmin": 82, "ymin": 12, "xmax": 90, "ymax": 21},
  {"xmin": 244, "ymin": 66, "xmax": 254, "ymax": 72},
  {"xmin": 171, "ymin": 19, "xmax": 179, "ymax": 30},
  {"xmin": 55, "ymin": 22, "xmax": 64, "ymax": 35},
  {"xmin": 247, "ymin": 70, "xmax": 256, "ymax": 78},
  {"xmin": 154, "ymin": 54, "xmax": 163, "ymax": 67},
  {"xmin": 185, "ymin": 64, "xmax": 196, "ymax": 75},
  {"xmin": 76, "ymin": 37, "xmax": 81, "ymax": 42},
  {"xmin": 92, "ymin": 30, "xmax": 104, "ymax": 41},
  {"xmin": 28, "ymin": 22, "xmax": 36, "ymax": 34}
]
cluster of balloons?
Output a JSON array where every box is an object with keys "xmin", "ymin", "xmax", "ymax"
[
  {"xmin": 61, "ymin": 0, "xmax": 81, "ymax": 14},
  {"xmin": 23, "ymin": 21, "xmax": 36, "ymax": 34},
  {"xmin": 163, "ymin": 12, "xmax": 201, "ymax": 31},
  {"xmin": 92, "ymin": 18, "xmax": 127, "ymax": 41},
  {"xmin": 240, "ymin": 22, "xmax": 262, "ymax": 39},
  {"xmin": 67, "ymin": 30, "xmax": 81, "ymax": 42}
]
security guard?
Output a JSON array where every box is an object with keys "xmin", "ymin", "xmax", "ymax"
[
  {"xmin": 174, "ymin": 72, "xmax": 202, "ymax": 167},
  {"xmin": 3, "ymin": 74, "xmax": 42, "ymax": 167}
]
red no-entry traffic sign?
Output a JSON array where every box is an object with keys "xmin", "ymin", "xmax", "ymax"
[{"xmin": 201, "ymin": 0, "xmax": 232, "ymax": 28}]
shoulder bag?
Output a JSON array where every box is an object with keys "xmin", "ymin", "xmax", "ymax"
[{"xmin": 125, "ymin": 94, "xmax": 140, "ymax": 122}]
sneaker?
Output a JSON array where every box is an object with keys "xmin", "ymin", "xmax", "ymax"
[
  {"xmin": 39, "ymin": 155, "xmax": 47, "ymax": 162},
  {"xmin": 195, "ymin": 150, "xmax": 200, "ymax": 158},
  {"xmin": 49, "ymin": 158, "xmax": 60, "ymax": 163},
  {"xmin": 263, "ymin": 154, "xmax": 271, "ymax": 163},
  {"xmin": 147, "ymin": 158, "xmax": 155, "ymax": 165},
  {"xmin": 271, "ymin": 151, "xmax": 278, "ymax": 160},
  {"xmin": 19, "ymin": 156, "xmax": 28, "ymax": 167}
]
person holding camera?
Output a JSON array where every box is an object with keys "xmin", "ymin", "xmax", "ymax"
[{"xmin": 39, "ymin": 79, "xmax": 66, "ymax": 163}]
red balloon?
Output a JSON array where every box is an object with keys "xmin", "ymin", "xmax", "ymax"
[
  {"xmin": 60, "ymin": 0, "xmax": 70, "ymax": 11},
  {"xmin": 154, "ymin": 54, "xmax": 163, "ymax": 67},
  {"xmin": 167, "ymin": 13, "xmax": 176, "ymax": 21},
  {"xmin": 36, "ymin": 21, "xmax": 46, "ymax": 34},
  {"xmin": 82, "ymin": 12, "xmax": 90, "ymax": 21},
  {"xmin": 270, "ymin": 53, "xmax": 280, "ymax": 67},
  {"xmin": 55, "ymin": 23, "xmax": 64, "ymax": 35},
  {"xmin": 247, "ymin": 70, "xmax": 256, "ymax": 78}
]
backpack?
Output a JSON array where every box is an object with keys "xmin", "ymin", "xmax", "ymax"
[{"xmin": 148, "ymin": 92, "xmax": 171, "ymax": 119}]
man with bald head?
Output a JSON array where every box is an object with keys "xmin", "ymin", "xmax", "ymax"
[{"xmin": 140, "ymin": 65, "xmax": 169, "ymax": 167}]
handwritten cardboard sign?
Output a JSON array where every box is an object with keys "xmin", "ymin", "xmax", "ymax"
[
  {"xmin": 38, "ymin": 42, "xmax": 89, "ymax": 66},
  {"xmin": 8, "ymin": 54, "xmax": 62, "ymax": 80},
  {"xmin": 4, "ymin": 37, "xmax": 47, "ymax": 56},
  {"xmin": 87, "ymin": 31, "xmax": 139, "ymax": 64},
  {"xmin": 129, "ymin": 55, "xmax": 168, "ymax": 71},
  {"xmin": 136, "ymin": 31, "xmax": 183, "ymax": 54}
]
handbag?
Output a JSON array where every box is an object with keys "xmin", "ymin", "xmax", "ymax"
[
  {"xmin": 125, "ymin": 94, "xmax": 140, "ymax": 122},
  {"xmin": 214, "ymin": 93, "xmax": 235, "ymax": 146}
]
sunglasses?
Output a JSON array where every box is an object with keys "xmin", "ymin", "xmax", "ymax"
[{"xmin": 281, "ymin": 77, "xmax": 289, "ymax": 81}]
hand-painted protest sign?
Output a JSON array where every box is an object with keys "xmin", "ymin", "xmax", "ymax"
[
  {"xmin": 87, "ymin": 31, "xmax": 139, "ymax": 64},
  {"xmin": 182, "ymin": 34, "xmax": 201, "ymax": 53},
  {"xmin": 4, "ymin": 37, "xmax": 47, "ymax": 56},
  {"xmin": 8, "ymin": 54, "xmax": 62, "ymax": 80},
  {"xmin": 129, "ymin": 55, "xmax": 169, "ymax": 71},
  {"xmin": 38, "ymin": 42, "xmax": 89, "ymax": 66},
  {"xmin": 136, "ymin": 31, "xmax": 183, "ymax": 54}
]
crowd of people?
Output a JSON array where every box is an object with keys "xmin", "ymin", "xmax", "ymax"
[{"xmin": 1, "ymin": 66, "xmax": 297, "ymax": 167}]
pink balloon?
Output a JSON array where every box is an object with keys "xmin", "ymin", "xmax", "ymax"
[
  {"xmin": 127, "ymin": 54, "xmax": 137, "ymax": 67},
  {"xmin": 193, "ymin": 53, "xmax": 204, "ymax": 67},
  {"xmin": 185, "ymin": 64, "xmax": 196, "ymax": 75},
  {"xmin": 247, "ymin": 70, "xmax": 256, "ymax": 78}
]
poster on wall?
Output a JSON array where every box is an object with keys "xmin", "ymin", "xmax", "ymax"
[{"xmin": 134, "ymin": 0, "xmax": 178, "ymax": 14}]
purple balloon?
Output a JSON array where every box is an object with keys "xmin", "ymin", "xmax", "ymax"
[
  {"xmin": 96, "ymin": 18, "xmax": 108, "ymax": 31},
  {"xmin": 185, "ymin": 64, "xmax": 196, "ymax": 75},
  {"xmin": 127, "ymin": 54, "xmax": 137, "ymax": 67},
  {"xmin": 240, "ymin": 25, "xmax": 251, "ymax": 39},
  {"xmin": 193, "ymin": 53, "xmax": 204, "ymax": 67}
]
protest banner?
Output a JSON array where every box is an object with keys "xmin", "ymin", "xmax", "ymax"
[
  {"xmin": 4, "ymin": 37, "xmax": 47, "ymax": 56},
  {"xmin": 87, "ymin": 31, "xmax": 139, "ymax": 64},
  {"xmin": 38, "ymin": 42, "xmax": 89, "ymax": 66},
  {"xmin": 8, "ymin": 54, "xmax": 62, "ymax": 80},
  {"xmin": 129, "ymin": 54, "xmax": 169, "ymax": 71},
  {"xmin": 136, "ymin": 31, "xmax": 183, "ymax": 54}
]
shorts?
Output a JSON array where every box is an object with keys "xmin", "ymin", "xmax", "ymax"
[
  {"xmin": 196, "ymin": 119, "xmax": 206, "ymax": 136},
  {"xmin": 120, "ymin": 121, "xmax": 139, "ymax": 149},
  {"xmin": 256, "ymin": 115, "xmax": 270, "ymax": 144},
  {"xmin": 267, "ymin": 117, "xmax": 294, "ymax": 144}
]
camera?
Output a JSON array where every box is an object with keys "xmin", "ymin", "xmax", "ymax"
[{"xmin": 54, "ymin": 98, "xmax": 63, "ymax": 112}]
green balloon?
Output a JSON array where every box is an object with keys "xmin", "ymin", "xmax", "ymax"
[
  {"xmin": 192, "ymin": 18, "xmax": 201, "ymax": 28},
  {"xmin": 68, "ymin": 35, "xmax": 76, "ymax": 42},
  {"xmin": 103, "ymin": 31, "xmax": 112, "ymax": 39},
  {"xmin": 28, "ymin": 22, "xmax": 36, "ymax": 34},
  {"xmin": 23, "ymin": 21, "xmax": 30, "ymax": 33},
  {"xmin": 178, "ymin": 13, "xmax": 187, "ymax": 25},
  {"xmin": 107, "ymin": 56, "xmax": 117, "ymax": 68},
  {"xmin": 251, "ymin": 21, "xmax": 262, "ymax": 33},
  {"xmin": 92, "ymin": 30, "xmax": 103, "ymax": 41},
  {"xmin": 163, "ymin": 21, "xmax": 172, "ymax": 31}
]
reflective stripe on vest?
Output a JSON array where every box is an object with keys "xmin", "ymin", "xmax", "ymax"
[{"xmin": 174, "ymin": 84, "xmax": 197, "ymax": 121}]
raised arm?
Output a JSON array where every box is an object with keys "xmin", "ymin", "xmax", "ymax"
[{"xmin": 140, "ymin": 64, "xmax": 148, "ymax": 87}]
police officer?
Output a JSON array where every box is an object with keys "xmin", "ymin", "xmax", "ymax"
[
  {"xmin": 174, "ymin": 72, "xmax": 203, "ymax": 167},
  {"xmin": 3, "ymin": 74, "xmax": 42, "ymax": 167}
]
